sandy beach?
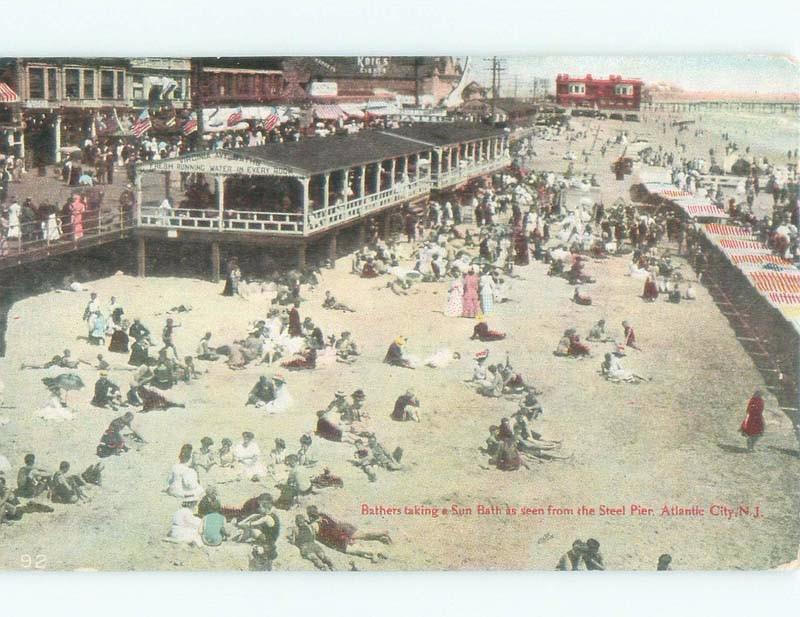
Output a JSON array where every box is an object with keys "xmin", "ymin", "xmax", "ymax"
[{"xmin": 0, "ymin": 108, "xmax": 798, "ymax": 571}]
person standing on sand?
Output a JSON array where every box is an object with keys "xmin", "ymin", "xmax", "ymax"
[
  {"xmin": 462, "ymin": 267, "xmax": 480, "ymax": 318},
  {"xmin": 740, "ymin": 390, "xmax": 765, "ymax": 451}
]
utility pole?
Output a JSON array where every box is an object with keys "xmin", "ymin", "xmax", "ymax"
[
  {"xmin": 414, "ymin": 57, "xmax": 422, "ymax": 107},
  {"xmin": 191, "ymin": 58, "xmax": 205, "ymax": 149},
  {"xmin": 484, "ymin": 57, "xmax": 506, "ymax": 118}
]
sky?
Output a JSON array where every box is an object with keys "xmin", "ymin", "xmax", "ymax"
[{"xmin": 473, "ymin": 55, "xmax": 800, "ymax": 96}]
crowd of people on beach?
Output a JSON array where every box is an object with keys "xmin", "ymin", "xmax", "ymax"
[{"xmin": 1, "ymin": 109, "xmax": 794, "ymax": 570}]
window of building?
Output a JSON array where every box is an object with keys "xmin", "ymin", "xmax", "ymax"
[
  {"xmin": 28, "ymin": 67, "xmax": 45, "ymax": 99},
  {"xmin": 65, "ymin": 69, "xmax": 80, "ymax": 99},
  {"xmin": 100, "ymin": 70, "xmax": 115, "ymax": 99},
  {"xmin": 116, "ymin": 71, "xmax": 125, "ymax": 99},
  {"xmin": 614, "ymin": 84, "xmax": 633, "ymax": 96},
  {"xmin": 132, "ymin": 78, "xmax": 144, "ymax": 101},
  {"xmin": 83, "ymin": 70, "xmax": 94, "ymax": 98},
  {"xmin": 47, "ymin": 68, "xmax": 58, "ymax": 100},
  {"xmin": 568, "ymin": 83, "xmax": 586, "ymax": 94}
]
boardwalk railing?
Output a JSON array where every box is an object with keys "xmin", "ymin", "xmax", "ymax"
[
  {"xmin": 0, "ymin": 205, "xmax": 135, "ymax": 269},
  {"xmin": 140, "ymin": 177, "xmax": 432, "ymax": 237},
  {"xmin": 306, "ymin": 178, "xmax": 431, "ymax": 232},
  {"xmin": 432, "ymin": 156, "xmax": 511, "ymax": 189}
]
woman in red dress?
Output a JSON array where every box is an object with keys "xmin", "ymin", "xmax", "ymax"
[
  {"xmin": 740, "ymin": 390, "xmax": 765, "ymax": 451},
  {"xmin": 306, "ymin": 505, "xmax": 391, "ymax": 563},
  {"xmin": 461, "ymin": 268, "xmax": 480, "ymax": 318},
  {"xmin": 642, "ymin": 273, "xmax": 659, "ymax": 302}
]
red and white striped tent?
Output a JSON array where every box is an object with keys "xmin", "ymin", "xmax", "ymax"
[
  {"xmin": 0, "ymin": 82, "xmax": 19, "ymax": 103},
  {"xmin": 748, "ymin": 271, "xmax": 800, "ymax": 294},
  {"xmin": 703, "ymin": 223, "xmax": 755, "ymax": 238},
  {"xmin": 767, "ymin": 292, "xmax": 800, "ymax": 306},
  {"xmin": 671, "ymin": 197, "xmax": 728, "ymax": 219},
  {"xmin": 645, "ymin": 184, "xmax": 693, "ymax": 199},
  {"xmin": 730, "ymin": 254, "xmax": 793, "ymax": 266},
  {"xmin": 313, "ymin": 104, "xmax": 346, "ymax": 121},
  {"xmin": 718, "ymin": 238, "xmax": 765, "ymax": 250}
]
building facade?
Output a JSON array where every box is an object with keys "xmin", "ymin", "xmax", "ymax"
[
  {"xmin": 3, "ymin": 57, "xmax": 132, "ymax": 165},
  {"xmin": 555, "ymin": 74, "xmax": 643, "ymax": 112}
]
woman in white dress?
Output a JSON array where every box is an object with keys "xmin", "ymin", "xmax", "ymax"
[
  {"xmin": 166, "ymin": 445, "xmax": 205, "ymax": 500},
  {"xmin": 233, "ymin": 431, "xmax": 268, "ymax": 480},
  {"xmin": 264, "ymin": 375, "xmax": 293, "ymax": 414},
  {"xmin": 6, "ymin": 200, "xmax": 20, "ymax": 240},
  {"xmin": 479, "ymin": 271, "xmax": 495, "ymax": 316},
  {"xmin": 164, "ymin": 500, "xmax": 203, "ymax": 546},
  {"xmin": 445, "ymin": 278, "xmax": 464, "ymax": 317},
  {"xmin": 44, "ymin": 210, "xmax": 61, "ymax": 241}
]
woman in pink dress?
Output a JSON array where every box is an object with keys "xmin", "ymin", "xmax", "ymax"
[
  {"xmin": 462, "ymin": 268, "xmax": 480, "ymax": 318},
  {"xmin": 69, "ymin": 194, "xmax": 86, "ymax": 240}
]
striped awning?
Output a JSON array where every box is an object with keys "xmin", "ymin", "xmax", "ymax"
[
  {"xmin": 730, "ymin": 254, "xmax": 792, "ymax": 266},
  {"xmin": 719, "ymin": 238, "xmax": 767, "ymax": 250},
  {"xmin": 767, "ymin": 292, "xmax": 800, "ymax": 306},
  {"xmin": 684, "ymin": 204, "xmax": 728, "ymax": 218},
  {"xmin": 0, "ymin": 82, "xmax": 19, "ymax": 103},
  {"xmin": 748, "ymin": 271, "xmax": 800, "ymax": 293},
  {"xmin": 313, "ymin": 104, "xmax": 346, "ymax": 121},
  {"xmin": 703, "ymin": 223, "xmax": 754, "ymax": 237}
]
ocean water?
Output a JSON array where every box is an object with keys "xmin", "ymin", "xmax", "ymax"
[{"xmin": 686, "ymin": 109, "xmax": 800, "ymax": 161}]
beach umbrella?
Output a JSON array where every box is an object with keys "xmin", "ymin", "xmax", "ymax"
[{"xmin": 42, "ymin": 374, "xmax": 85, "ymax": 391}]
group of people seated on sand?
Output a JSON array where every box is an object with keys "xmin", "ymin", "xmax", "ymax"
[
  {"xmin": 482, "ymin": 395, "xmax": 569, "ymax": 471},
  {"xmin": 467, "ymin": 350, "xmax": 538, "ymax": 400},
  {"xmin": 1, "ymin": 452, "xmax": 105, "ymax": 523}
]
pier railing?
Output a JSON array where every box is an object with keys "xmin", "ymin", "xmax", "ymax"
[
  {"xmin": 0, "ymin": 205, "xmax": 135, "ymax": 270},
  {"xmin": 433, "ymin": 156, "xmax": 511, "ymax": 189},
  {"xmin": 140, "ymin": 177, "xmax": 431, "ymax": 237}
]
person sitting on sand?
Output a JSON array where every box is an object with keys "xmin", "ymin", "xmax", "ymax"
[
  {"xmin": 246, "ymin": 375, "xmax": 276, "ymax": 407},
  {"xmin": 166, "ymin": 444, "xmax": 206, "ymax": 501},
  {"xmin": 572, "ymin": 287, "xmax": 592, "ymax": 306},
  {"xmin": 556, "ymin": 540, "xmax": 587, "ymax": 571},
  {"xmin": 567, "ymin": 333, "xmax": 591, "ymax": 358},
  {"xmin": 471, "ymin": 320, "xmax": 506, "ymax": 342},
  {"xmin": 16, "ymin": 453, "xmax": 51, "ymax": 498},
  {"xmin": 191, "ymin": 437, "xmax": 217, "ymax": 476},
  {"xmin": 322, "ymin": 290, "xmax": 355, "ymax": 313},
  {"xmin": 554, "ymin": 329, "xmax": 573, "ymax": 357},
  {"xmin": 233, "ymin": 432, "xmax": 268, "ymax": 482},
  {"xmin": 360, "ymin": 256, "xmax": 380, "ymax": 278},
  {"xmin": 684, "ymin": 283, "xmax": 697, "ymax": 300},
  {"xmin": 164, "ymin": 499, "xmax": 203, "ymax": 547},
  {"xmin": 642, "ymin": 273, "xmax": 659, "ymax": 302},
  {"xmin": 289, "ymin": 514, "xmax": 335, "ymax": 570},
  {"xmin": 50, "ymin": 461, "xmax": 88, "ymax": 504},
  {"xmin": 96, "ymin": 412, "xmax": 144, "ymax": 458},
  {"xmin": 91, "ymin": 372, "xmax": 124, "ymax": 409},
  {"xmin": 601, "ymin": 352, "xmax": 647, "ymax": 383},
  {"xmin": 622, "ymin": 320, "xmax": 641, "ymax": 351},
  {"xmin": 583, "ymin": 538, "xmax": 605, "ymax": 570},
  {"xmin": 196, "ymin": 332, "xmax": 221, "ymax": 361},
  {"xmin": 390, "ymin": 390, "xmax": 420, "ymax": 422},
  {"xmin": 587, "ymin": 319, "xmax": 612, "ymax": 342},
  {"xmin": 281, "ymin": 346, "xmax": 317, "ymax": 371},
  {"xmin": 334, "ymin": 331, "xmax": 360, "ymax": 363},
  {"xmin": 274, "ymin": 454, "xmax": 313, "ymax": 510},
  {"xmin": 233, "ymin": 493, "xmax": 280, "ymax": 550},
  {"xmin": 305, "ymin": 505, "xmax": 390, "ymax": 563},
  {"xmin": 21, "ymin": 348, "xmax": 82, "ymax": 370},
  {"xmin": 200, "ymin": 500, "xmax": 230, "ymax": 547},
  {"xmin": 0, "ymin": 475, "xmax": 24, "ymax": 522},
  {"xmin": 383, "ymin": 336, "xmax": 416, "ymax": 369}
]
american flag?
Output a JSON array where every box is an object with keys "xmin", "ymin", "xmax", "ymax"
[
  {"xmin": 131, "ymin": 109, "xmax": 152, "ymax": 138},
  {"xmin": 182, "ymin": 112, "xmax": 198, "ymax": 136},
  {"xmin": 262, "ymin": 113, "xmax": 279, "ymax": 132},
  {"xmin": 227, "ymin": 107, "xmax": 243, "ymax": 127}
]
